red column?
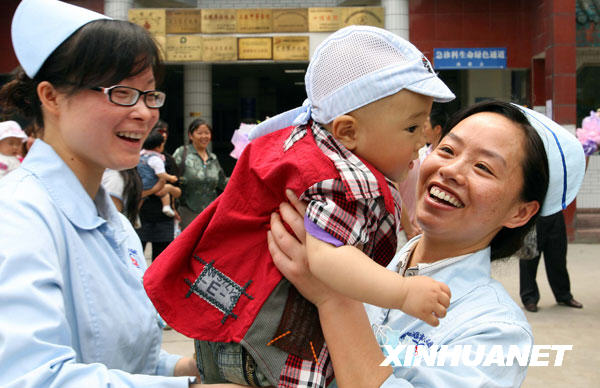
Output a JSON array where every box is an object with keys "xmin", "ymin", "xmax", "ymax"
[{"xmin": 544, "ymin": 0, "xmax": 577, "ymax": 240}]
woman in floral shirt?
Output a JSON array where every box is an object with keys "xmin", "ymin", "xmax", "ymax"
[{"xmin": 174, "ymin": 119, "xmax": 227, "ymax": 229}]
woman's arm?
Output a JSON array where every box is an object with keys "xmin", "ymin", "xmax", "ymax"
[
  {"xmin": 142, "ymin": 178, "xmax": 166, "ymax": 198},
  {"xmin": 268, "ymin": 192, "xmax": 391, "ymax": 388}
]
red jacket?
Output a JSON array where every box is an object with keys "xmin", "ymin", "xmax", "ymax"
[{"xmin": 144, "ymin": 126, "xmax": 341, "ymax": 342}]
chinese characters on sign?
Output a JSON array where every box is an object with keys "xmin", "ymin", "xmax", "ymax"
[
  {"xmin": 433, "ymin": 48, "xmax": 507, "ymax": 69},
  {"xmin": 202, "ymin": 37, "xmax": 237, "ymax": 62},
  {"xmin": 166, "ymin": 9, "xmax": 202, "ymax": 34},
  {"xmin": 273, "ymin": 37, "xmax": 309, "ymax": 61},
  {"xmin": 201, "ymin": 9, "xmax": 237, "ymax": 33},
  {"xmin": 238, "ymin": 38, "xmax": 273, "ymax": 60},
  {"xmin": 237, "ymin": 9, "xmax": 273, "ymax": 33},
  {"xmin": 166, "ymin": 35, "xmax": 203, "ymax": 62},
  {"xmin": 308, "ymin": 8, "xmax": 342, "ymax": 31}
]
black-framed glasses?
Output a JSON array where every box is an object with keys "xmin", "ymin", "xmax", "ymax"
[{"xmin": 91, "ymin": 85, "xmax": 166, "ymax": 108}]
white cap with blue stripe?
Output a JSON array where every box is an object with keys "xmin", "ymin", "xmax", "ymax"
[
  {"xmin": 513, "ymin": 104, "xmax": 586, "ymax": 216},
  {"xmin": 249, "ymin": 25, "xmax": 454, "ymax": 140}
]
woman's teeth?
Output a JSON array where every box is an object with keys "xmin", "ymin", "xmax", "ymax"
[
  {"xmin": 429, "ymin": 186, "xmax": 464, "ymax": 208},
  {"xmin": 117, "ymin": 132, "xmax": 143, "ymax": 141}
]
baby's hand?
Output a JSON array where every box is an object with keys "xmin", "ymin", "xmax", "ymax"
[{"xmin": 399, "ymin": 276, "xmax": 451, "ymax": 327}]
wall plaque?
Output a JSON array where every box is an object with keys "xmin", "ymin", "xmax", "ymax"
[
  {"xmin": 203, "ymin": 36, "xmax": 237, "ymax": 62},
  {"xmin": 128, "ymin": 9, "xmax": 166, "ymax": 35},
  {"xmin": 273, "ymin": 36, "xmax": 309, "ymax": 61},
  {"xmin": 166, "ymin": 35, "xmax": 203, "ymax": 62},
  {"xmin": 342, "ymin": 7, "xmax": 384, "ymax": 28},
  {"xmin": 201, "ymin": 9, "xmax": 237, "ymax": 34},
  {"xmin": 272, "ymin": 8, "xmax": 308, "ymax": 32},
  {"xmin": 236, "ymin": 9, "xmax": 272, "ymax": 33},
  {"xmin": 308, "ymin": 8, "xmax": 342, "ymax": 32},
  {"xmin": 238, "ymin": 38, "xmax": 273, "ymax": 60},
  {"xmin": 166, "ymin": 9, "xmax": 202, "ymax": 34}
]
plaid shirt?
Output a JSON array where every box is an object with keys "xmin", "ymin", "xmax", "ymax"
[{"xmin": 278, "ymin": 122, "xmax": 402, "ymax": 387}]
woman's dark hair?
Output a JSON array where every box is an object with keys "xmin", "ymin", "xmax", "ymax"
[
  {"xmin": 143, "ymin": 129, "xmax": 165, "ymax": 150},
  {"xmin": 430, "ymin": 103, "xmax": 449, "ymax": 130},
  {"xmin": 0, "ymin": 19, "xmax": 161, "ymax": 127},
  {"xmin": 154, "ymin": 119, "xmax": 168, "ymax": 133},
  {"xmin": 188, "ymin": 118, "xmax": 212, "ymax": 135},
  {"xmin": 442, "ymin": 100, "xmax": 549, "ymax": 260},
  {"xmin": 120, "ymin": 168, "xmax": 142, "ymax": 225}
]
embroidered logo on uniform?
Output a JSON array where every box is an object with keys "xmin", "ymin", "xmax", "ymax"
[
  {"xmin": 184, "ymin": 255, "xmax": 254, "ymax": 324},
  {"xmin": 128, "ymin": 248, "xmax": 141, "ymax": 268},
  {"xmin": 421, "ymin": 56, "xmax": 433, "ymax": 73},
  {"xmin": 401, "ymin": 331, "xmax": 434, "ymax": 353}
]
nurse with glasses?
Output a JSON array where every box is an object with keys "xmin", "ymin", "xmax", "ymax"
[{"xmin": 0, "ymin": 1, "xmax": 243, "ymax": 387}]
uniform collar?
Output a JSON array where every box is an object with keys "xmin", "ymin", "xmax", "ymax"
[
  {"xmin": 21, "ymin": 140, "xmax": 121, "ymax": 232},
  {"xmin": 392, "ymin": 236, "xmax": 492, "ymax": 303}
]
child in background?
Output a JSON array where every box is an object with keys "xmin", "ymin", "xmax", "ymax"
[
  {"xmin": 144, "ymin": 26, "xmax": 453, "ymax": 387},
  {"xmin": 0, "ymin": 121, "xmax": 27, "ymax": 178},
  {"xmin": 137, "ymin": 129, "xmax": 178, "ymax": 217}
]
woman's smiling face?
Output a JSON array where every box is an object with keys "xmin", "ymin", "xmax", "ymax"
[{"xmin": 416, "ymin": 112, "xmax": 532, "ymax": 249}]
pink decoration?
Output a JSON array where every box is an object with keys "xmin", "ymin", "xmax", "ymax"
[
  {"xmin": 230, "ymin": 123, "xmax": 256, "ymax": 159},
  {"xmin": 576, "ymin": 110, "xmax": 600, "ymax": 156}
]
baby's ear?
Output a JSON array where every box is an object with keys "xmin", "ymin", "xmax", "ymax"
[{"xmin": 330, "ymin": 115, "xmax": 359, "ymax": 150}]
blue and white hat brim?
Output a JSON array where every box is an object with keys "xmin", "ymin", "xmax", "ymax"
[
  {"xmin": 12, "ymin": 0, "xmax": 110, "ymax": 78},
  {"xmin": 405, "ymin": 74, "xmax": 455, "ymax": 103},
  {"xmin": 513, "ymin": 104, "xmax": 586, "ymax": 216}
]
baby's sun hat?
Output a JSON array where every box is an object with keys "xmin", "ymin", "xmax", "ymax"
[
  {"xmin": 250, "ymin": 25, "xmax": 455, "ymax": 140},
  {"xmin": 0, "ymin": 121, "xmax": 27, "ymax": 143}
]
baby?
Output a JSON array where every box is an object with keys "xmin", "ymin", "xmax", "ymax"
[
  {"xmin": 0, "ymin": 121, "xmax": 27, "ymax": 179},
  {"xmin": 137, "ymin": 129, "xmax": 177, "ymax": 217},
  {"xmin": 145, "ymin": 26, "xmax": 454, "ymax": 387}
]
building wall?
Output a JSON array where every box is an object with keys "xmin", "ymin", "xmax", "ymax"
[
  {"xmin": 1, "ymin": 1, "xmax": 23, "ymax": 74},
  {"xmin": 579, "ymin": 155, "xmax": 600, "ymax": 209},
  {"xmin": 408, "ymin": 0, "xmax": 534, "ymax": 67}
]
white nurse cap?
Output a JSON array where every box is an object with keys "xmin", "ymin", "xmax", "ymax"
[
  {"xmin": 11, "ymin": 0, "xmax": 110, "ymax": 78},
  {"xmin": 513, "ymin": 104, "xmax": 586, "ymax": 216}
]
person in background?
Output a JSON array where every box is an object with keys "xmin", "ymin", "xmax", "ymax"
[
  {"xmin": 137, "ymin": 126, "xmax": 182, "ymax": 261},
  {"xmin": 0, "ymin": 1, "xmax": 242, "ymax": 387},
  {"xmin": 420, "ymin": 104, "xmax": 449, "ymax": 157},
  {"xmin": 138, "ymin": 128, "xmax": 178, "ymax": 217},
  {"xmin": 519, "ymin": 210, "xmax": 583, "ymax": 312},
  {"xmin": 173, "ymin": 118, "xmax": 227, "ymax": 229},
  {"xmin": 0, "ymin": 120, "xmax": 27, "ymax": 178}
]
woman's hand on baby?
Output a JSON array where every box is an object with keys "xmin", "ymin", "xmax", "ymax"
[
  {"xmin": 268, "ymin": 190, "xmax": 340, "ymax": 308},
  {"xmin": 398, "ymin": 276, "xmax": 451, "ymax": 327}
]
